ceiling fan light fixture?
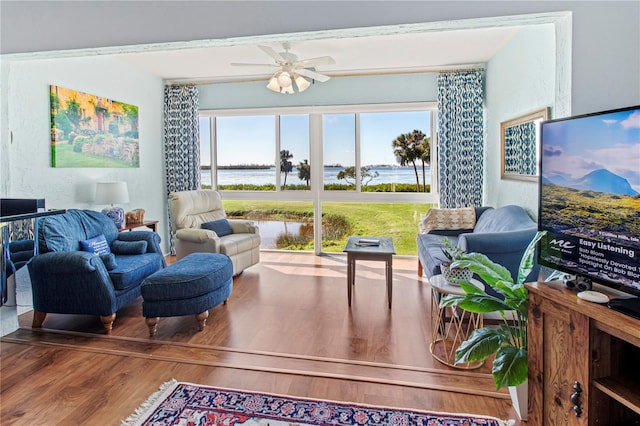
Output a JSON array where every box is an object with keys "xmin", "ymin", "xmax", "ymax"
[
  {"xmin": 233, "ymin": 44, "xmax": 334, "ymax": 95},
  {"xmin": 294, "ymin": 75, "xmax": 311, "ymax": 92},
  {"xmin": 277, "ymin": 71, "xmax": 292, "ymax": 88},
  {"xmin": 266, "ymin": 75, "xmax": 280, "ymax": 92}
]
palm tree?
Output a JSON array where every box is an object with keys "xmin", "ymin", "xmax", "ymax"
[
  {"xmin": 417, "ymin": 136, "xmax": 431, "ymax": 192},
  {"xmin": 392, "ymin": 131, "xmax": 420, "ymax": 191},
  {"xmin": 297, "ymin": 159, "xmax": 311, "ymax": 188},
  {"xmin": 280, "ymin": 150, "xmax": 294, "ymax": 188},
  {"xmin": 392, "ymin": 130, "xmax": 430, "ymax": 192}
]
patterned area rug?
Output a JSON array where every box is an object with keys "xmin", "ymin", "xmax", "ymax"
[{"xmin": 123, "ymin": 380, "xmax": 512, "ymax": 425}]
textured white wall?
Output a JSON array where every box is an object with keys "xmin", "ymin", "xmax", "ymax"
[
  {"xmin": 5, "ymin": 56, "xmax": 167, "ymax": 249},
  {"xmin": 484, "ymin": 24, "xmax": 557, "ymax": 217}
]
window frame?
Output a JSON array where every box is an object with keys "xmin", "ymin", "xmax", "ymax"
[{"xmin": 200, "ymin": 102, "xmax": 439, "ymax": 254}]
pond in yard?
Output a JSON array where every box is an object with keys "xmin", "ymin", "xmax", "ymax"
[{"xmin": 254, "ymin": 220, "xmax": 312, "ymax": 249}]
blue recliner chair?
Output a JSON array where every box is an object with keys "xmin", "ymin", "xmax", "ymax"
[{"xmin": 28, "ymin": 209, "xmax": 165, "ymax": 333}]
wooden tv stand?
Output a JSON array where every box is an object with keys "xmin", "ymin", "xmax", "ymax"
[{"xmin": 527, "ymin": 281, "xmax": 640, "ymax": 425}]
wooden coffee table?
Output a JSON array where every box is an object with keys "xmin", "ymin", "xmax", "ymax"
[{"xmin": 343, "ymin": 236, "xmax": 396, "ymax": 308}]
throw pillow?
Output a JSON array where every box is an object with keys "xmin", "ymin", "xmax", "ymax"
[
  {"xmin": 419, "ymin": 207, "xmax": 477, "ymax": 234},
  {"xmin": 79, "ymin": 234, "xmax": 111, "ymax": 255},
  {"xmin": 111, "ymin": 240, "xmax": 148, "ymax": 255},
  {"xmin": 100, "ymin": 253, "xmax": 118, "ymax": 271},
  {"xmin": 201, "ymin": 219, "xmax": 233, "ymax": 237}
]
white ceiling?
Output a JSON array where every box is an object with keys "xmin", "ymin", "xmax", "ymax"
[{"xmin": 115, "ymin": 26, "xmax": 522, "ymax": 83}]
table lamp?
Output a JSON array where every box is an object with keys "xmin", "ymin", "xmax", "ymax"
[{"xmin": 95, "ymin": 182, "xmax": 129, "ymax": 228}]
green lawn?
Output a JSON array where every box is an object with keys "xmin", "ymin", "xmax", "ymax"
[
  {"xmin": 51, "ymin": 142, "xmax": 135, "ymax": 168},
  {"xmin": 222, "ymin": 200, "xmax": 436, "ymax": 255}
]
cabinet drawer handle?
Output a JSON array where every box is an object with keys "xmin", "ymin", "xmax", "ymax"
[{"xmin": 571, "ymin": 381, "xmax": 582, "ymax": 417}]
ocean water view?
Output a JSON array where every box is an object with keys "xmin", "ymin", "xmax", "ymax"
[{"xmin": 202, "ymin": 166, "xmax": 431, "ymax": 186}]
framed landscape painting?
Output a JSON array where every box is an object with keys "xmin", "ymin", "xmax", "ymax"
[{"xmin": 49, "ymin": 85, "xmax": 139, "ymax": 167}]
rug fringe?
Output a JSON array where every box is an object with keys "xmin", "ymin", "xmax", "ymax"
[{"xmin": 121, "ymin": 379, "xmax": 178, "ymax": 426}]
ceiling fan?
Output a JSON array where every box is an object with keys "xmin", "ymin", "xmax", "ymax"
[{"xmin": 231, "ymin": 43, "xmax": 335, "ymax": 94}]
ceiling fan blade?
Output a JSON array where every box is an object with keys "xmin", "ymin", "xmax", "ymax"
[
  {"xmin": 296, "ymin": 68, "xmax": 331, "ymax": 83},
  {"xmin": 230, "ymin": 62, "xmax": 278, "ymax": 67},
  {"xmin": 298, "ymin": 56, "xmax": 336, "ymax": 67},
  {"xmin": 258, "ymin": 45, "xmax": 286, "ymax": 63}
]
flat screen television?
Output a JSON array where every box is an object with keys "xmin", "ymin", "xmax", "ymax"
[{"xmin": 538, "ymin": 105, "xmax": 640, "ymax": 318}]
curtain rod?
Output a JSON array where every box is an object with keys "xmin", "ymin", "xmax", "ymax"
[{"xmin": 164, "ymin": 67, "xmax": 485, "ymax": 87}]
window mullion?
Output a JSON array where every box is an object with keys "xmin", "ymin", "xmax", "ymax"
[
  {"xmin": 355, "ymin": 113, "xmax": 361, "ymax": 192},
  {"xmin": 310, "ymin": 113, "xmax": 323, "ymax": 255},
  {"xmin": 211, "ymin": 117, "xmax": 217, "ymax": 189},
  {"xmin": 275, "ymin": 115, "xmax": 281, "ymax": 191}
]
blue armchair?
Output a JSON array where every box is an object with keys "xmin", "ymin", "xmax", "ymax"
[
  {"xmin": 27, "ymin": 209, "xmax": 165, "ymax": 333},
  {"xmin": 417, "ymin": 205, "xmax": 540, "ymax": 283}
]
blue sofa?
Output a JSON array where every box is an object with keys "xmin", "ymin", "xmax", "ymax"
[
  {"xmin": 417, "ymin": 205, "xmax": 540, "ymax": 283},
  {"xmin": 28, "ymin": 209, "xmax": 165, "ymax": 333}
]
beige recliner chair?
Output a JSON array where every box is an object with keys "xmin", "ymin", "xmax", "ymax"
[{"xmin": 168, "ymin": 190, "xmax": 260, "ymax": 275}]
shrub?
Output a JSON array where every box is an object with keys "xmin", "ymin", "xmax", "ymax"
[
  {"xmin": 217, "ymin": 184, "xmax": 276, "ymax": 191},
  {"xmin": 79, "ymin": 129, "xmax": 97, "ymax": 137},
  {"xmin": 322, "ymin": 214, "xmax": 352, "ymax": 240},
  {"xmin": 276, "ymin": 224, "xmax": 313, "ymax": 249},
  {"xmin": 52, "ymin": 113, "xmax": 73, "ymax": 138},
  {"xmin": 72, "ymin": 136, "xmax": 90, "ymax": 152}
]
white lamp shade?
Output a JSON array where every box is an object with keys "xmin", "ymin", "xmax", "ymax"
[
  {"xmin": 266, "ymin": 71, "xmax": 309, "ymax": 94},
  {"xmin": 266, "ymin": 76, "xmax": 280, "ymax": 92},
  {"xmin": 277, "ymin": 71, "xmax": 292, "ymax": 88},
  {"xmin": 95, "ymin": 182, "xmax": 130, "ymax": 205},
  {"xmin": 294, "ymin": 75, "xmax": 311, "ymax": 92}
]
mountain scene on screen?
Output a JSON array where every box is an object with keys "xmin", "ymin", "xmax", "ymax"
[
  {"xmin": 540, "ymin": 182, "xmax": 640, "ymax": 248},
  {"xmin": 542, "ymin": 168, "xmax": 639, "ymax": 196}
]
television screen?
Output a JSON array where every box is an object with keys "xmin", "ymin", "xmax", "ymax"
[{"xmin": 538, "ymin": 105, "xmax": 640, "ymax": 305}]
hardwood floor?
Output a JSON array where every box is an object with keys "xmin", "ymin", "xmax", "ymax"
[{"xmin": 1, "ymin": 251, "xmax": 522, "ymax": 425}]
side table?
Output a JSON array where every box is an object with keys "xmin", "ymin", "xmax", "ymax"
[
  {"xmin": 343, "ymin": 236, "xmax": 395, "ymax": 309},
  {"xmin": 119, "ymin": 220, "xmax": 158, "ymax": 233},
  {"xmin": 430, "ymin": 274, "xmax": 484, "ymax": 369}
]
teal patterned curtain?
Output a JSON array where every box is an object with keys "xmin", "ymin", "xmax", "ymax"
[
  {"xmin": 437, "ymin": 71, "xmax": 484, "ymax": 208},
  {"xmin": 164, "ymin": 85, "xmax": 200, "ymax": 253}
]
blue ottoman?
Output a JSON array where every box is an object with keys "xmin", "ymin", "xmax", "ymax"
[{"xmin": 141, "ymin": 253, "xmax": 233, "ymax": 337}]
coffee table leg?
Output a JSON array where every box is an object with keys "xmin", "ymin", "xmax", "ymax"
[
  {"xmin": 347, "ymin": 255, "xmax": 353, "ymax": 306},
  {"xmin": 386, "ymin": 257, "xmax": 392, "ymax": 309}
]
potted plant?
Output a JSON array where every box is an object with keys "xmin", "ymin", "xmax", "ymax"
[
  {"xmin": 439, "ymin": 237, "xmax": 472, "ymax": 283},
  {"xmin": 440, "ymin": 231, "xmax": 545, "ymax": 420}
]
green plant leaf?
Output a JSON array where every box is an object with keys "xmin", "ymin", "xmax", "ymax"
[
  {"xmin": 455, "ymin": 327, "xmax": 505, "ymax": 364},
  {"xmin": 441, "ymin": 293, "xmax": 511, "ymax": 314},
  {"xmin": 492, "ymin": 345, "xmax": 528, "ymax": 388},
  {"xmin": 516, "ymin": 230, "xmax": 546, "ymax": 285},
  {"xmin": 442, "ymin": 232, "xmax": 543, "ymax": 389},
  {"xmin": 451, "ymin": 252, "xmax": 513, "ymax": 291}
]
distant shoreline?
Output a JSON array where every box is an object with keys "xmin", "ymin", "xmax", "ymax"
[{"xmin": 202, "ymin": 164, "xmax": 413, "ymax": 170}]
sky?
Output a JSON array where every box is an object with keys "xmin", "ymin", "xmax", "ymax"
[
  {"xmin": 541, "ymin": 107, "xmax": 640, "ymax": 192},
  {"xmin": 200, "ymin": 111, "xmax": 431, "ymax": 167}
]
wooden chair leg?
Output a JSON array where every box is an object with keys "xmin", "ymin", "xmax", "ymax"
[
  {"xmin": 418, "ymin": 260, "xmax": 423, "ymax": 277},
  {"xmin": 32, "ymin": 310, "xmax": 47, "ymax": 328},
  {"xmin": 146, "ymin": 317, "xmax": 159, "ymax": 337},
  {"xmin": 100, "ymin": 314, "xmax": 116, "ymax": 335},
  {"xmin": 195, "ymin": 311, "xmax": 209, "ymax": 331}
]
